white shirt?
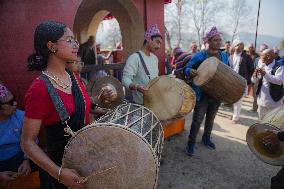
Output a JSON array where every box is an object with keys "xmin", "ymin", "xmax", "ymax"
[
  {"xmin": 252, "ymin": 60, "xmax": 284, "ymax": 108},
  {"xmin": 230, "ymin": 52, "xmax": 242, "ymax": 73},
  {"xmin": 122, "ymin": 50, "xmax": 159, "ymax": 104}
]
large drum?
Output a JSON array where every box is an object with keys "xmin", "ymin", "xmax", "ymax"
[
  {"xmin": 193, "ymin": 57, "xmax": 247, "ymax": 104},
  {"xmin": 144, "ymin": 75, "xmax": 196, "ymax": 121},
  {"xmin": 246, "ymin": 105, "xmax": 284, "ymax": 166},
  {"xmin": 62, "ymin": 103, "xmax": 163, "ymax": 189}
]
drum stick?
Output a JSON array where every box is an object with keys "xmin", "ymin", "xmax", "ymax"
[{"xmin": 83, "ymin": 165, "xmax": 117, "ymax": 182}]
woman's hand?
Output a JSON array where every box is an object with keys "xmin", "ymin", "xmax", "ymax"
[
  {"xmin": 60, "ymin": 168, "xmax": 86, "ymax": 189},
  {"xmin": 18, "ymin": 160, "xmax": 31, "ymax": 176}
]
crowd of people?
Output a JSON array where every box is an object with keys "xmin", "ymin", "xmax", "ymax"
[{"xmin": 0, "ymin": 19, "xmax": 284, "ymax": 189}]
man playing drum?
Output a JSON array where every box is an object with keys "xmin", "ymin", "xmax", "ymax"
[
  {"xmin": 122, "ymin": 24, "xmax": 162, "ymax": 105},
  {"xmin": 184, "ymin": 26, "xmax": 229, "ymax": 156}
]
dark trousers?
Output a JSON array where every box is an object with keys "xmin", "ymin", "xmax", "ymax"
[
  {"xmin": 0, "ymin": 151, "xmax": 29, "ymax": 172},
  {"xmin": 271, "ymin": 166, "xmax": 284, "ymax": 189},
  {"xmin": 188, "ymin": 94, "xmax": 221, "ymax": 143}
]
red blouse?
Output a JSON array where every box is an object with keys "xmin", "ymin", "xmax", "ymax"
[{"xmin": 24, "ymin": 73, "xmax": 91, "ymax": 126}]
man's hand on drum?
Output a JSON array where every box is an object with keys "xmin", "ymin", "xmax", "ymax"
[
  {"xmin": 189, "ymin": 69, "xmax": 198, "ymax": 78},
  {"xmin": 262, "ymin": 130, "xmax": 280, "ymax": 146},
  {"xmin": 136, "ymin": 84, "xmax": 149, "ymax": 95},
  {"xmin": 130, "ymin": 83, "xmax": 148, "ymax": 94},
  {"xmin": 60, "ymin": 168, "xmax": 86, "ymax": 189}
]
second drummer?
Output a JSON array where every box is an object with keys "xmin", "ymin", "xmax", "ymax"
[
  {"xmin": 184, "ymin": 26, "xmax": 229, "ymax": 156},
  {"xmin": 122, "ymin": 24, "xmax": 162, "ymax": 105}
]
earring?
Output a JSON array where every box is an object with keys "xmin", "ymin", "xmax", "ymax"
[{"xmin": 51, "ymin": 48, "xmax": 56, "ymax": 53}]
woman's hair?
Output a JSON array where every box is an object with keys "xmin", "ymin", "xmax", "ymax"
[{"xmin": 27, "ymin": 20, "xmax": 66, "ymax": 71}]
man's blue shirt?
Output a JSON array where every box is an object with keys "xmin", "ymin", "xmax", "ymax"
[{"xmin": 0, "ymin": 109, "xmax": 24, "ymax": 161}]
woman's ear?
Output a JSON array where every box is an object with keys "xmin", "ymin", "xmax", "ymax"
[{"xmin": 47, "ymin": 41, "xmax": 57, "ymax": 53}]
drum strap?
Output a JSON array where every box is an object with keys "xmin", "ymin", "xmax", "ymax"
[
  {"xmin": 40, "ymin": 72, "xmax": 86, "ymax": 133},
  {"xmin": 136, "ymin": 51, "xmax": 151, "ymax": 80},
  {"xmin": 40, "ymin": 73, "xmax": 70, "ymax": 123}
]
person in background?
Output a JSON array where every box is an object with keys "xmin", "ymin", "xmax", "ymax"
[
  {"xmin": 189, "ymin": 42, "xmax": 198, "ymax": 55},
  {"xmin": 0, "ymin": 83, "xmax": 31, "ymax": 185},
  {"xmin": 230, "ymin": 39, "xmax": 254, "ymax": 124},
  {"xmin": 273, "ymin": 47, "xmax": 283, "ymax": 65},
  {"xmin": 66, "ymin": 56, "xmax": 84, "ymax": 76},
  {"xmin": 78, "ymin": 36, "xmax": 96, "ymax": 65},
  {"xmin": 250, "ymin": 44, "xmax": 269, "ymax": 112},
  {"xmin": 247, "ymin": 43, "xmax": 259, "ymax": 64},
  {"xmin": 223, "ymin": 41, "xmax": 231, "ymax": 58}
]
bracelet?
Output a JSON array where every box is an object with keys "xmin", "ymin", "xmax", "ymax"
[{"xmin": 57, "ymin": 166, "xmax": 63, "ymax": 183}]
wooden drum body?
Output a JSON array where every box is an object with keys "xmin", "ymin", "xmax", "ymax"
[
  {"xmin": 193, "ymin": 57, "xmax": 247, "ymax": 104},
  {"xmin": 247, "ymin": 105, "xmax": 284, "ymax": 165},
  {"xmin": 62, "ymin": 103, "xmax": 163, "ymax": 189},
  {"xmin": 144, "ymin": 75, "xmax": 196, "ymax": 121}
]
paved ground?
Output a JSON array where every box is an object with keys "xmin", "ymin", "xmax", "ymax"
[{"xmin": 157, "ymin": 97, "xmax": 280, "ymax": 189}]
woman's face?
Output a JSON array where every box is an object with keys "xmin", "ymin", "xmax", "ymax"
[{"xmin": 55, "ymin": 28, "xmax": 79, "ymax": 62}]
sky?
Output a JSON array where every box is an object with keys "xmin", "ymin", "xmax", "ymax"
[{"xmin": 247, "ymin": 0, "xmax": 284, "ymax": 38}]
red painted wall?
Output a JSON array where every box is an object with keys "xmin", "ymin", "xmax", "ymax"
[{"xmin": 0, "ymin": 0, "xmax": 165, "ymax": 107}]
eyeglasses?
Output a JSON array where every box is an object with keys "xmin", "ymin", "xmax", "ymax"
[
  {"xmin": 1, "ymin": 97, "xmax": 16, "ymax": 106},
  {"xmin": 58, "ymin": 38, "xmax": 79, "ymax": 47}
]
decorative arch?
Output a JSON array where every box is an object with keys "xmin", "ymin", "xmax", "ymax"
[{"xmin": 73, "ymin": 0, "xmax": 145, "ymax": 60}]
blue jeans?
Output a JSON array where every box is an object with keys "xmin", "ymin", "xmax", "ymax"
[{"xmin": 188, "ymin": 93, "xmax": 221, "ymax": 143}]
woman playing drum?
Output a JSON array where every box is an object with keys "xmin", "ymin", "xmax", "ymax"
[{"xmin": 20, "ymin": 21, "xmax": 114, "ymax": 189}]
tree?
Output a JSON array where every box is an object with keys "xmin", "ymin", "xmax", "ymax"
[
  {"xmin": 227, "ymin": 0, "xmax": 252, "ymax": 42},
  {"xmin": 96, "ymin": 19, "xmax": 122, "ymax": 49},
  {"xmin": 188, "ymin": 0, "xmax": 224, "ymax": 48},
  {"xmin": 176, "ymin": 0, "xmax": 185, "ymax": 46},
  {"xmin": 164, "ymin": 0, "xmax": 188, "ymax": 49}
]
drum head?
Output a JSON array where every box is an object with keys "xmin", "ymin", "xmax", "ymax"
[
  {"xmin": 144, "ymin": 76, "xmax": 195, "ymax": 121},
  {"xmin": 193, "ymin": 57, "xmax": 219, "ymax": 86},
  {"xmin": 62, "ymin": 124, "xmax": 158, "ymax": 189},
  {"xmin": 86, "ymin": 76, "xmax": 124, "ymax": 109},
  {"xmin": 246, "ymin": 123, "xmax": 284, "ymax": 166}
]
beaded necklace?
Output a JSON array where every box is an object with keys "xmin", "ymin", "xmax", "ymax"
[{"xmin": 42, "ymin": 70, "xmax": 72, "ymax": 90}]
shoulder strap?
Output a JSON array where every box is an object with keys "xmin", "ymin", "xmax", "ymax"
[
  {"xmin": 136, "ymin": 51, "xmax": 151, "ymax": 79},
  {"xmin": 40, "ymin": 74, "xmax": 70, "ymax": 123}
]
